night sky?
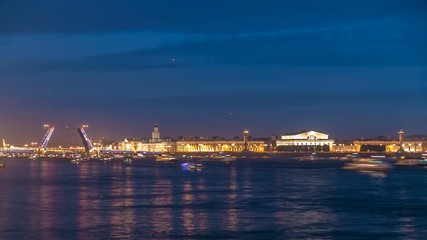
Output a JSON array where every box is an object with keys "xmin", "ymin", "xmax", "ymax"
[{"xmin": 0, "ymin": 0, "xmax": 426, "ymax": 145}]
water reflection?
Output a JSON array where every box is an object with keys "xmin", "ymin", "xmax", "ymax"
[
  {"xmin": 77, "ymin": 163, "xmax": 102, "ymax": 240},
  {"xmin": 36, "ymin": 161, "xmax": 60, "ymax": 240},
  {"xmin": 357, "ymin": 170, "xmax": 387, "ymax": 179},
  {"xmin": 181, "ymin": 181, "xmax": 195, "ymax": 235},
  {"xmin": 109, "ymin": 163, "xmax": 136, "ymax": 239},
  {"xmin": 151, "ymin": 178, "xmax": 173, "ymax": 236},
  {"xmin": 225, "ymin": 166, "xmax": 239, "ymax": 231},
  {"xmin": 2, "ymin": 159, "xmax": 427, "ymax": 239},
  {"xmin": 274, "ymin": 168, "xmax": 337, "ymax": 235},
  {"xmin": 195, "ymin": 178, "xmax": 208, "ymax": 232},
  {"xmin": 398, "ymin": 217, "xmax": 416, "ymax": 236}
]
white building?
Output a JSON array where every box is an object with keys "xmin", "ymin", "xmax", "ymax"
[{"xmin": 275, "ymin": 131, "xmax": 334, "ymax": 152}]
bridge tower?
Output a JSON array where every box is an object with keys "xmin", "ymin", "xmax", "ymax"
[{"xmin": 77, "ymin": 125, "xmax": 94, "ymax": 156}]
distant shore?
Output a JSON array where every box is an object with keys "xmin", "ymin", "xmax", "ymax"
[{"xmin": 173, "ymin": 152, "xmax": 424, "ymax": 158}]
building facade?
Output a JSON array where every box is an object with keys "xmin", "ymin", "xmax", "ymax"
[
  {"xmin": 118, "ymin": 124, "xmax": 176, "ymax": 153},
  {"xmin": 275, "ymin": 131, "xmax": 334, "ymax": 152},
  {"xmin": 119, "ymin": 139, "xmax": 265, "ymax": 153},
  {"xmin": 118, "ymin": 139, "xmax": 176, "ymax": 153},
  {"xmin": 176, "ymin": 140, "xmax": 265, "ymax": 153},
  {"xmin": 331, "ymin": 142, "xmax": 359, "ymax": 152},
  {"xmin": 353, "ymin": 140, "xmax": 426, "ymax": 153}
]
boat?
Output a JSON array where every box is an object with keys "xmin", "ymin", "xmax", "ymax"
[
  {"xmin": 395, "ymin": 159, "xmax": 427, "ymax": 166},
  {"xmin": 210, "ymin": 153, "xmax": 236, "ymax": 162},
  {"xmin": 0, "ymin": 160, "xmax": 5, "ymax": 168},
  {"xmin": 181, "ymin": 162, "xmax": 204, "ymax": 171},
  {"xmin": 299, "ymin": 155, "xmax": 317, "ymax": 161},
  {"xmin": 222, "ymin": 155, "xmax": 236, "ymax": 162},
  {"xmin": 123, "ymin": 158, "xmax": 133, "ymax": 165},
  {"xmin": 71, "ymin": 158, "xmax": 84, "ymax": 164},
  {"xmin": 210, "ymin": 153, "xmax": 226, "ymax": 160},
  {"xmin": 343, "ymin": 158, "xmax": 392, "ymax": 171},
  {"xmin": 71, "ymin": 157, "xmax": 90, "ymax": 164},
  {"xmin": 99, "ymin": 157, "xmax": 112, "ymax": 162},
  {"xmin": 156, "ymin": 154, "xmax": 178, "ymax": 162}
]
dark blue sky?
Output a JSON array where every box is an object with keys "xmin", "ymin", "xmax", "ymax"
[{"xmin": 0, "ymin": 0, "xmax": 426, "ymax": 144}]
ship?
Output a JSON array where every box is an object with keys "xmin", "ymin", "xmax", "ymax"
[
  {"xmin": 395, "ymin": 158, "xmax": 427, "ymax": 166},
  {"xmin": 343, "ymin": 158, "xmax": 392, "ymax": 171},
  {"xmin": 181, "ymin": 162, "xmax": 204, "ymax": 171},
  {"xmin": 156, "ymin": 154, "xmax": 178, "ymax": 162}
]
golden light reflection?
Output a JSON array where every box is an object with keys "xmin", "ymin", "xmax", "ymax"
[
  {"xmin": 224, "ymin": 166, "xmax": 239, "ymax": 231},
  {"xmin": 181, "ymin": 181, "xmax": 195, "ymax": 235},
  {"xmin": 27, "ymin": 161, "xmax": 42, "ymax": 237},
  {"xmin": 109, "ymin": 164, "xmax": 136, "ymax": 239},
  {"xmin": 77, "ymin": 163, "xmax": 102, "ymax": 240},
  {"xmin": 151, "ymin": 178, "xmax": 173, "ymax": 235},
  {"xmin": 195, "ymin": 178, "xmax": 208, "ymax": 231},
  {"xmin": 37, "ymin": 161, "xmax": 59, "ymax": 240}
]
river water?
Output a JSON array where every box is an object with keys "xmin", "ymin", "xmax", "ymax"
[{"xmin": 1, "ymin": 158, "xmax": 427, "ymax": 239}]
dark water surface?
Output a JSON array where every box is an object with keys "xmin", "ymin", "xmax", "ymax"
[{"xmin": 1, "ymin": 158, "xmax": 427, "ymax": 239}]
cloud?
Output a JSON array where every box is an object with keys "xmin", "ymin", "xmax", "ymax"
[
  {"xmin": 2, "ymin": 15, "xmax": 426, "ymax": 74},
  {"xmin": 0, "ymin": 0, "xmax": 426, "ymax": 34},
  {"xmin": 21, "ymin": 87, "xmax": 427, "ymax": 112},
  {"xmin": 0, "ymin": 31, "xmax": 207, "ymax": 65}
]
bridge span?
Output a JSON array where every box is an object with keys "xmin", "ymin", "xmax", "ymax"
[{"xmin": 0, "ymin": 124, "xmax": 98, "ymax": 156}]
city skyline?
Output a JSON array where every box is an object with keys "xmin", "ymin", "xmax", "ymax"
[
  {"xmin": 1, "ymin": 121, "xmax": 425, "ymax": 147},
  {"xmin": 0, "ymin": 0, "xmax": 426, "ymax": 144},
  {"xmin": 1, "ymin": 2, "xmax": 427, "ymax": 239}
]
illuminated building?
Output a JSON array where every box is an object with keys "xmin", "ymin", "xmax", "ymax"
[
  {"xmin": 176, "ymin": 140, "xmax": 265, "ymax": 153},
  {"xmin": 353, "ymin": 130, "xmax": 427, "ymax": 153},
  {"xmin": 331, "ymin": 141, "xmax": 358, "ymax": 152},
  {"xmin": 151, "ymin": 124, "xmax": 161, "ymax": 143},
  {"xmin": 176, "ymin": 130, "xmax": 265, "ymax": 153},
  {"xmin": 118, "ymin": 138, "xmax": 175, "ymax": 153},
  {"xmin": 275, "ymin": 131, "xmax": 334, "ymax": 152},
  {"xmin": 118, "ymin": 124, "xmax": 176, "ymax": 153},
  {"xmin": 353, "ymin": 140, "xmax": 426, "ymax": 153}
]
